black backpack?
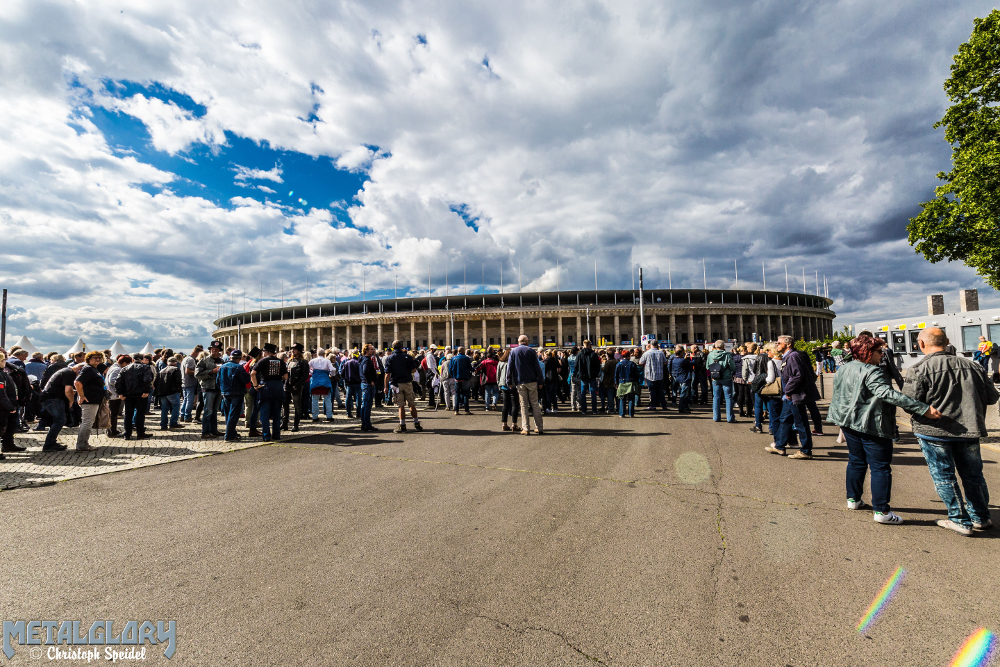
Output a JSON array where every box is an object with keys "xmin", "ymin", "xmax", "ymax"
[{"xmin": 708, "ymin": 361, "xmax": 723, "ymax": 380}]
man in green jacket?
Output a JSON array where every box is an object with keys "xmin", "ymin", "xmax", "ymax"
[
  {"xmin": 706, "ymin": 340, "xmax": 736, "ymax": 423},
  {"xmin": 904, "ymin": 327, "xmax": 999, "ymax": 536}
]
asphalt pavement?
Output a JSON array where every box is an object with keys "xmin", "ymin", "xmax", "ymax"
[{"xmin": 2, "ymin": 400, "xmax": 998, "ymax": 666}]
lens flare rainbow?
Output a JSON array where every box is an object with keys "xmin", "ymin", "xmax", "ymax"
[
  {"xmin": 949, "ymin": 628, "xmax": 997, "ymax": 667},
  {"xmin": 856, "ymin": 566, "xmax": 905, "ymax": 634}
]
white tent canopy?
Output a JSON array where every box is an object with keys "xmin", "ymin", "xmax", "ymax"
[
  {"xmin": 65, "ymin": 338, "xmax": 86, "ymax": 356},
  {"xmin": 109, "ymin": 340, "xmax": 127, "ymax": 359},
  {"xmin": 139, "ymin": 342, "xmax": 155, "ymax": 355},
  {"xmin": 11, "ymin": 335, "xmax": 39, "ymax": 355}
]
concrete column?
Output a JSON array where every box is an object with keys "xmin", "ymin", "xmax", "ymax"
[
  {"xmin": 752, "ymin": 314, "xmax": 758, "ymax": 341},
  {"xmin": 576, "ymin": 316, "xmax": 582, "ymax": 344},
  {"xmin": 278, "ymin": 330, "xmax": 284, "ymax": 350},
  {"xmin": 410, "ymin": 321, "xmax": 415, "ymax": 349},
  {"xmin": 393, "ymin": 321, "xmax": 399, "ymax": 345},
  {"xmin": 737, "ymin": 314, "xmax": 744, "ymax": 343},
  {"xmin": 289, "ymin": 328, "xmax": 295, "ymax": 348},
  {"xmin": 377, "ymin": 323, "xmax": 383, "ymax": 349},
  {"xmin": 557, "ymin": 317, "xmax": 563, "ymax": 346},
  {"xmin": 464, "ymin": 319, "xmax": 469, "ymax": 348},
  {"xmin": 538, "ymin": 316, "xmax": 543, "ymax": 346},
  {"xmin": 427, "ymin": 320, "xmax": 433, "ymax": 348},
  {"xmin": 669, "ymin": 313, "xmax": 677, "ymax": 343},
  {"xmin": 614, "ymin": 315, "xmax": 620, "ymax": 343},
  {"xmin": 345, "ymin": 325, "xmax": 352, "ymax": 350},
  {"xmin": 632, "ymin": 314, "xmax": 639, "ymax": 343},
  {"xmin": 595, "ymin": 316, "xmax": 602, "ymax": 344},
  {"xmin": 361, "ymin": 324, "xmax": 367, "ymax": 348},
  {"xmin": 705, "ymin": 313, "xmax": 712, "ymax": 343},
  {"xmin": 267, "ymin": 331, "xmax": 272, "ymax": 344},
  {"xmin": 519, "ymin": 316, "xmax": 524, "ymax": 336},
  {"xmin": 500, "ymin": 317, "xmax": 506, "ymax": 346},
  {"xmin": 257, "ymin": 331, "xmax": 261, "ymax": 349},
  {"xmin": 721, "ymin": 314, "xmax": 728, "ymax": 342},
  {"xmin": 687, "ymin": 313, "xmax": 695, "ymax": 344},
  {"xmin": 651, "ymin": 314, "xmax": 658, "ymax": 340},
  {"xmin": 482, "ymin": 319, "xmax": 487, "ymax": 348},
  {"xmin": 445, "ymin": 319, "xmax": 451, "ymax": 347}
]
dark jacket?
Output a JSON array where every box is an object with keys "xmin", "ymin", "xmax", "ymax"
[
  {"xmin": 614, "ymin": 359, "xmax": 640, "ymax": 387},
  {"xmin": 0, "ymin": 369, "xmax": 17, "ymax": 412},
  {"xmin": 576, "ymin": 348, "xmax": 600, "ymax": 381},
  {"xmin": 41, "ymin": 361, "xmax": 68, "ymax": 389},
  {"xmin": 781, "ymin": 350, "xmax": 820, "ymax": 405},
  {"xmin": 903, "ymin": 351, "xmax": 1000, "ymax": 438},
  {"xmin": 543, "ymin": 357, "xmax": 560, "ymax": 384},
  {"xmin": 601, "ymin": 358, "xmax": 617, "ymax": 388},
  {"xmin": 670, "ymin": 356, "xmax": 692, "ymax": 383},
  {"xmin": 359, "ymin": 355, "xmax": 378, "ymax": 384},
  {"xmin": 4, "ymin": 361, "xmax": 29, "ymax": 405},
  {"xmin": 195, "ymin": 355, "xmax": 223, "ymax": 390},
  {"xmin": 507, "ymin": 345, "xmax": 543, "ymax": 386},
  {"xmin": 342, "ymin": 358, "xmax": 361, "ymax": 385},
  {"xmin": 115, "ymin": 362, "xmax": 154, "ymax": 397},
  {"xmin": 285, "ymin": 358, "xmax": 308, "ymax": 390},
  {"xmin": 153, "ymin": 365, "xmax": 184, "ymax": 397}
]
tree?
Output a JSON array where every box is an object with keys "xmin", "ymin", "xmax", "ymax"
[{"xmin": 908, "ymin": 10, "xmax": 1000, "ymax": 289}]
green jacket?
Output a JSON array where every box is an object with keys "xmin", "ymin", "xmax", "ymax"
[
  {"xmin": 705, "ymin": 350, "xmax": 735, "ymax": 383},
  {"xmin": 827, "ymin": 361, "xmax": 929, "ymax": 439}
]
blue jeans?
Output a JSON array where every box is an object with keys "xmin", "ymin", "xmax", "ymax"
[
  {"xmin": 360, "ymin": 383, "xmax": 374, "ymax": 428},
  {"xmin": 221, "ymin": 394, "xmax": 244, "ymax": 440},
  {"xmin": 618, "ymin": 391, "xmax": 634, "ymax": 417},
  {"xmin": 647, "ymin": 378, "xmax": 667, "ymax": 410},
  {"xmin": 766, "ymin": 396, "xmax": 782, "ymax": 435},
  {"xmin": 712, "ymin": 380, "xmax": 734, "ymax": 422},
  {"xmin": 580, "ymin": 379, "xmax": 598, "ymax": 413},
  {"xmin": 455, "ymin": 380, "xmax": 470, "ymax": 411},
  {"xmin": 312, "ymin": 393, "xmax": 333, "ymax": 418},
  {"xmin": 917, "ymin": 435, "xmax": 991, "ymax": 528},
  {"xmin": 753, "ymin": 393, "xmax": 764, "ymax": 429},
  {"xmin": 181, "ymin": 386, "xmax": 197, "ymax": 420},
  {"xmin": 843, "ymin": 427, "xmax": 893, "ymax": 513},
  {"xmin": 246, "ymin": 388, "xmax": 259, "ymax": 430},
  {"xmin": 41, "ymin": 398, "xmax": 67, "ymax": 448},
  {"xmin": 775, "ymin": 398, "xmax": 813, "ymax": 454},
  {"xmin": 484, "ymin": 384, "xmax": 499, "ymax": 409},
  {"xmin": 673, "ymin": 379, "xmax": 691, "ymax": 411},
  {"xmin": 159, "ymin": 393, "xmax": 180, "ymax": 428},
  {"xmin": 201, "ymin": 389, "xmax": 221, "ymax": 435},
  {"xmin": 345, "ymin": 384, "xmax": 361, "ymax": 418}
]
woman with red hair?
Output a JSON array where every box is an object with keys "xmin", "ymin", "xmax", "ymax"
[{"xmin": 827, "ymin": 334, "xmax": 943, "ymax": 525}]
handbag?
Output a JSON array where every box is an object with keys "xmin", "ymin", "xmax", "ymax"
[
  {"xmin": 616, "ymin": 382, "xmax": 634, "ymax": 397},
  {"xmin": 93, "ymin": 398, "xmax": 111, "ymax": 429},
  {"xmin": 760, "ymin": 377, "xmax": 782, "ymax": 396}
]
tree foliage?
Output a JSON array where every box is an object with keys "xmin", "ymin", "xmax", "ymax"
[{"xmin": 908, "ymin": 10, "xmax": 1000, "ymax": 289}]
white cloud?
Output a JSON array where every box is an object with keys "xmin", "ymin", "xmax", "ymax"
[{"xmin": 0, "ymin": 0, "xmax": 995, "ymax": 350}]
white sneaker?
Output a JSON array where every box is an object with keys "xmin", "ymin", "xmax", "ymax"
[
  {"xmin": 764, "ymin": 444, "xmax": 786, "ymax": 456},
  {"xmin": 874, "ymin": 511, "xmax": 904, "ymax": 525},
  {"xmin": 937, "ymin": 519, "xmax": 973, "ymax": 536},
  {"xmin": 847, "ymin": 498, "xmax": 867, "ymax": 510}
]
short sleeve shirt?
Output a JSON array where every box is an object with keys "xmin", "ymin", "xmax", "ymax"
[
  {"xmin": 76, "ymin": 365, "xmax": 107, "ymax": 403},
  {"xmin": 385, "ymin": 352, "xmax": 417, "ymax": 385},
  {"xmin": 41, "ymin": 367, "xmax": 77, "ymax": 400},
  {"xmin": 181, "ymin": 356, "xmax": 198, "ymax": 387},
  {"xmin": 639, "ymin": 349, "xmax": 666, "ymax": 381},
  {"xmin": 253, "ymin": 357, "xmax": 287, "ymax": 382}
]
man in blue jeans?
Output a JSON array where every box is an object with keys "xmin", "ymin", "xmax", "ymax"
[
  {"xmin": 904, "ymin": 328, "xmax": 999, "ymax": 535},
  {"xmin": 195, "ymin": 342, "xmax": 225, "ymax": 439},
  {"xmin": 705, "ymin": 340, "xmax": 736, "ymax": 423},
  {"xmin": 217, "ymin": 350, "xmax": 252, "ymax": 442},
  {"xmin": 359, "ymin": 344, "xmax": 379, "ymax": 431},
  {"xmin": 250, "ymin": 343, "xmax": 287, "ymax": 442},
  {"xmin": 449, "ymin": 347, "xmax": 473, "ymax": 415},
  {"xmin": 768, "ymin": 335, "xmax": 820, "ymax": 458},
  {"xmin": 576, "ymin": 340, "xmax": 601, "ymax": 414}
]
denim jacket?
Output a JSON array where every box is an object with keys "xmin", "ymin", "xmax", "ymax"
[{"xmin": 827, "ymin": 360, "xmax": 929, "ymax": 439}]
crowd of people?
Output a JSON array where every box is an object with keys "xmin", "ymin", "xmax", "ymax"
[{"xmin": 0, "ymin": 326, "xmax": 993, "ymax": 536}]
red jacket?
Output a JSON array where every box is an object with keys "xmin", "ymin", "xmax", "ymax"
[{"xmin": 478, "ymin": 358, "xmax": 498, "ymax": 384}]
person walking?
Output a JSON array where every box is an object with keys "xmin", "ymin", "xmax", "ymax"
[
  {"xmin": 904, "ymin": 328, "xmax": 998, "ymax": 535},
  {"xmin": 766, "ymin": 336, "xmax": 818, "ymax": 458},
  {"xmin": 114, "ymin": 355, "xmax": 154, "ymax": 441},
  {"xmin": 217, "ymin": 349, "xmax": 251, "ymax": 442},
  {"xmin": 283, "ymin": 344, "xmax": 308, "ymax": 432},
  {"xmin": 478, "ymin": 350, "xmax": 499, "ymax": 411},
  {"xmin": 309, "ymin": 347, "xmax": 336, "ymax": 422},
  {"xmin": 449, "ymin": 347, "xmax": 474, "ymax": 415},
  {"xmin": 384, "ymin": 341, "xmax": 423, "ymax": 433},
  {"xmin": 639, "ymin": 342, "xmax": 668, "ymax": 412},
  {"xmin": 705, "ymin": 340, "xmax": 737, "ymax": 423},
  {"xmin": 827, "ymin": 334, "xmax": 941, "ymax": 525},
  {"xmin": 251, "ymin": 343, "xmax": 287, "ymax": 442},
  {"xmin": 153, "ymin": 355, "xmax": 183, "ymax": 430},
  {"xmin": 508, "ymin": 335, "xmax": 544, "ymax": 434},
  {"xmin": 195, "ymin": 342, "xmax": 224, "ymax": 439}
]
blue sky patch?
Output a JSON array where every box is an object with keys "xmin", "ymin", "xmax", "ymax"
[
  {"xmin": 78, "ymin": 80, "xmax": 371, "ymax": 224},
  {"xmin": 449, "ymin": 203, "xmax": 480, "ymax": 231}
]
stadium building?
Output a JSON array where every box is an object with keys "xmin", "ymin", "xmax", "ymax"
[{"xmin": 212, "ymin": 287, "xmax": 835, "ymax": 352}]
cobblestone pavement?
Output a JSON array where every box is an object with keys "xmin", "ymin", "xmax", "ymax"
[{"xmin": 0, "ymin": 404, "xmax": 399, "ymax": 491}]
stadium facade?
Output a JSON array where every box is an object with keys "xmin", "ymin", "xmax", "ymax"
[{"xmin": 212, "ymin": 287, "xmax": 835, "ymax": 351}]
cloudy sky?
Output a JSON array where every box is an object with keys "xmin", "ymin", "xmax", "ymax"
[{"xmin": 0, "ymin": 0, "xmax": 995, "ymax": 351}]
